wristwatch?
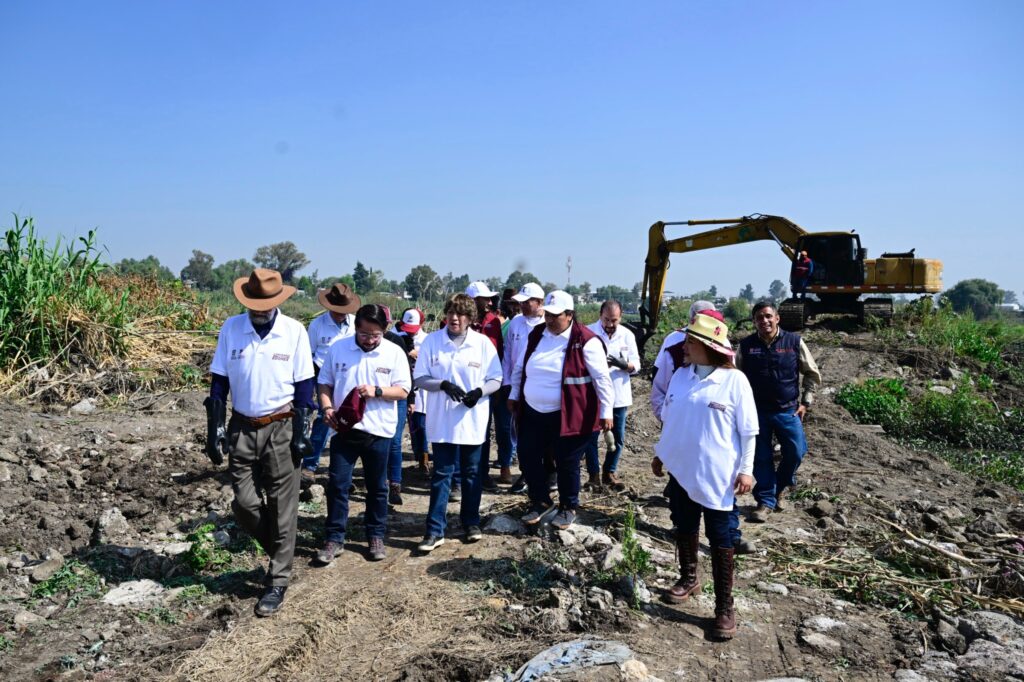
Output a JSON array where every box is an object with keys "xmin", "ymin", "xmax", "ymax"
[{"xmin": 374, "ymin": 386, "xmax": 383, "ymax": 398}]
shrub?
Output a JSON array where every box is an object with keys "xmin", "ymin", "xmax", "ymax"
[{"xmin": 835, "ymin": 378, "xmax": 910, "ymax": 433}]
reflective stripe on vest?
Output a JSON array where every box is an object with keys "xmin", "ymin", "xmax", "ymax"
[{"xmin": 563, "ymin": 376, "xmax": 593, "ymax": 385}]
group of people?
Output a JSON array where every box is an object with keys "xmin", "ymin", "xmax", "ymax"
[{"xmin": 203, "ymin": 267, "xmax": 820, "ymax": 643}]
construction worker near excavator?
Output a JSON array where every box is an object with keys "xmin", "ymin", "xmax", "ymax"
[
  {"xmin": 203, "ymin": 269, "xmax": 315, "ymax": 617},
  {"xmin": 736, "ymin": 301, "xmax": 821, "ymax": 523}
]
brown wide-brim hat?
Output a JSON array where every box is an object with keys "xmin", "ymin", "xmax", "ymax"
[
  {"xmin": 318, "ymin": 282, "xmax": 361, "ymax": 314},
  {"xmin": 233, "ymin": 269, "xmax": 297, "ymax": 312}
]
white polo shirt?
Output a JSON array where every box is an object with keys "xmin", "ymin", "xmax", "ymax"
[
  {"xmin": 414, "ymin": 329, "xmax": 502, "ymax": 445},
  {"xmin": 587, "ymin": 322, "xmax": 640, "ymax": 408},
  {"xmin": 651, "ymin": 330, "xmax": 687, "ymax": 420},
  {"xmin": 210, "ymin": 312, "xmax": 314, "ymax": 418},
  {"xmin": 508, "ymin": 327, "xmax": 615, "ymax": 419},
  {"xmin": 307, "ymin": 311, "xmax": 355, "ymax": 368},
  {"xmin": 501, "ymin": 314, "xmax": 544, "ymax": 386},
  {"xmin": 318, "ymin": 336, "xmax": 412, "ymax": 439},
  {"xmin": 654, "ymin": 365, "xmax": 759, "ymax": 511}
]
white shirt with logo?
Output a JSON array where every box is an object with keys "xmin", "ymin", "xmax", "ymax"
[
  {"xmin": 651, "ymin": 329, "xmax": 687, "ymax": 420},
  {"xmin": 501, "ymin": 314, "xmax": 544, "ymax": 386},
  {"xmin": 317, "ymin": 336, "xmax": 412, "ymax": 439},
  {"xmin": 654, "ymin": 365, "xmax": 759, "ymax": 510},
  {"xmin": 587, "ymin": 322, "xmax": 640, "ymax": 408},
  {"xmin": 210, "ymin": 312, "xmax": 314, "ymax": 417},
  {"xmin": 307, "ymin": 311, "xmax": 355, "ymax": 368},
  {"xmin": 414, "ymin": 329, "xmax": 502, "ymax": 445}
]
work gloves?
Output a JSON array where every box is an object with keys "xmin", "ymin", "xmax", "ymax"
[
  {"xmin": 440, "ymin": 381, "xmax": 467, "ymax": 402},
  {"xmin": 202, "ymin": 397, "xmax": 228, "ymax": 466},
  {"xmin": 461, "ymin": 388, "xmax": 484, "ymax": 408},
  {"xmin": 607, "ymin": 355, "xmax": 630, "ymax": 371},
  {"xmin": 290, "ymin": 407, "xmax": 315, "ymax": 465}
]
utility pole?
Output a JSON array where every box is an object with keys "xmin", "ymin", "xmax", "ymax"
[{"xmin": 566, "ymin": 256, "xmax": 572, "ymax": 288}]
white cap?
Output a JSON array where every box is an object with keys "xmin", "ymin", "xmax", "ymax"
[
  {"xmin": 541, "ymin": 290, "xmax": 574, "ymax": 314},
  {"xmin": 511, "ymin": 282, "xmax": 545, "ymax": 302},
  {"xmin": 465, "ymin": 281, "xmax": 498, "ymax": 299}
]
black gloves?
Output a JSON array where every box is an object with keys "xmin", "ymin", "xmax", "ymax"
[
  {"xmin": 607, "ymin": 355, "xmax": 630, "ymax": 371},
  {"xmin": 203, "ymin": 397, "xmax": 228, "ymax": 466},
  {"xmin": 440, "ymin": 380, "xmax": 467, "ymax": 402},
  {"xmin": 461, "ymin": 388, "xmax": 484, "ymax": 408},
  {"xmin": 290, "ymin": 407, "xmax": 315, "ymax": 465}
]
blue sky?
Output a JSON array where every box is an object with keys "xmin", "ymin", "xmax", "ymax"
[{"xmin": 2, "ymin": 1, "xmax": 1022, "ymax": 299}]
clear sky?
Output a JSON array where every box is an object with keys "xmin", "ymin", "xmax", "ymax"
[{"xmin": 2, "ymin": 1, "xmax": 1022, "ymax": 300}]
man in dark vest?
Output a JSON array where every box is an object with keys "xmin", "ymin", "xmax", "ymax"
[
  {"xmin": 736, "ymin": 302, "xmax": 821, "ymax": 523},
  {"xmin": 508, "ymin": 290, "xmax": 614, "ymax": 530}
]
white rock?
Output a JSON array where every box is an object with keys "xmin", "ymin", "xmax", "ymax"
[
  {"xmin": 484, "ymin": 514, "xmax": 526, "ymax": 535},
  {"xmin": 159, "ymin": 542, "xmax": 193, "ymax": 556},
  {"xmin": 601, "ymin": 544, "xmax": 625, "ymax": 572},
  {"xmin": 96, "ymin": 507, "xmax": 132, "ymax": 543},
  {"xmin": 14, "ymin": 610, "xmax": 46, "ymax": 628},
  {"xmin": 307, "ymin": 484, "xmax": 326, "ymax": 505},
  {"xmin": 798, "ymin": 631, "xmax": 842, "ymax": 654},
  {"xmin": 755, "ymin": 582, "xmax": 790, "ymax": 596},
  {"xmin": 928, "ymin": 385, "xmax": 953, "ymax": 395},
  {"xmin": 0, "ymin": 463, "xmax": 10, "ymax": 483},
  {"xmin": 69, "ymin": 398, "xmax": 98, "ymax": 415},
  {"xmin": 28, "ymin": 466, "xmax": 47, "ymax": 482},
  {"xmin": 212, "ymin": 530, "xmax": 231, "ymax": 546},
  {"xmin": 102, "ymin": 579, "xmax": 166, "ymax": 606},
  {"xmin": 891, "ymin": 671, "xmax": 930, "ymax": 682},
  {"xmin": 802, "ymin": 615, "xmax": 847, "ymax": 632}
]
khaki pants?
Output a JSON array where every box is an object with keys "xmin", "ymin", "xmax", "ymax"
[{"xmin": 228, "ymin": 418, "xmax": 299, "ymax": 587}]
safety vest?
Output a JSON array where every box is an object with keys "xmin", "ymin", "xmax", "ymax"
[{"xmin": 520, "ymin": 322, "xmax": 604, "ymax": 437}]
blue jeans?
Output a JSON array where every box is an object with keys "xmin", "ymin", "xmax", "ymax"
[
  {"xmin": 585, "ymin": 406, "xmax": 628, "ymax": 475},
  {"xmin": 409, "ymin": 411, "xmax": 428, "ymax": 458},
  {"xmin": 492, "ymin": 390, "xmax": 515, "ymax": 467},
  {"xmin": 668, "ymin": 475, "xmax": 733, "ymax": 549},
  {"xmin": 425, "ymin": 442, "xmax": 483, "ymax": 537},
  {"xmin": 387, "ymin": 399, "xmax": 407, "ymax": 483},
  {"xmin": 518, "ymin": 404, "xmax": 590, "ymax": 510},
  {"xmin": 753, "ymin": 409, "xmax": 808, "ymax": 509},
  {"xmin": 302, "ymin": 394, "xmax": 331, "ymax": 472},
  {"xmin": 325, "ymin": 431, "xmax": 389, "ymax": 543}
]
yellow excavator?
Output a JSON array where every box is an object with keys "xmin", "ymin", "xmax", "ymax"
[{"xmin": 635, "ymin": 214, "xmax": 943, "ymax": 351}]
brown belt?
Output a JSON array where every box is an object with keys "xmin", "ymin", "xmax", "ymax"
[{"xmin": 232, "ymin": 409, "xmax": 294, "ymax": 428}]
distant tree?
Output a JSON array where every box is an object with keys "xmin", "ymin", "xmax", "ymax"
[
  {"xmin": 945, "ymin": 279, "xmax": 1002, "ymax": 319},
  {"xmin": 212, "ymin": 258, "xmax": 256, "ymax": 289},
  {"xmin": 543, "ymin": 282, "xmax": 559, "ymax": 295},
  {"xmin": 253, "ymin": 241, "xmax": 309, "ymax": 282},
  {"xmin": 504, "ymin": 270, "xmax": 541, "ymax": 291},
  {"xmin": 115, "ymin": 255, "xmax": 175, "ymax": 281},
  {"xmin": 739, "ymin": 283, "xmax": 756, "ymax": 304},
  {"xmin": 723, "ymin": 297, "xmax": 751, "ymax": 325},
  {"xmin": 404, "ymin": 264, "xmax": 440, "ymax": 300},
  {"xmin": 768, "ymin": 279, "xmax": 788, "ymax": 303},
  {"xmin": 318, "ymin": 274, "xmax": 356, "ymax": 290},
  {"xmin": 485, "ymin": 276, "xmax": 505, "ymax": 292},
  {"xmin": 1002, "ymin": 290, "xmax": 1018, "ymax": 305},
  {"xmin": 708, "ymin": 285, "xmax": 718, "ymax": 298},
  {"xmin": 596, "ymin": 284, "xmax": 639, "ymax": 310},
  {"xmin": 352, "ymin": 262, "xmax": 372, "ymax": 294},
  {"xmin": 180, "ymin": 250, "xmax": 216, "ymax": 289}
]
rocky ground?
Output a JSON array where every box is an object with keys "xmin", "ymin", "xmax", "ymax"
[{"xmin": 0, "ymin": 327, "xmax": 1022, "ymax": 681}]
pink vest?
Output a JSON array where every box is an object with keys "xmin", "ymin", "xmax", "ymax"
[{"xmin": 520, "ymin": 322, "xmax": 605, "ymax": 437}]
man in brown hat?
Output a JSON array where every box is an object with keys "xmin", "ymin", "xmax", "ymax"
[
  {"xmin": 300, "ymin": 282, "xmax": 361, "ymax": 483},
  {"xmin": 204, "ymin": 269, "xmax": 315, "ymax": 617}
]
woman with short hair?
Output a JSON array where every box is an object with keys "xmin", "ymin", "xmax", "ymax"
[{"xmin": 651, "ymin": 310, "xmax": 758, "ymax": 640}]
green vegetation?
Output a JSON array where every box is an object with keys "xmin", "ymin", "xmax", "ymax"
[
  {"xmin": 183, "ymin": 524, "xmax": 231, "ymax": 572},
  {"xmin": 137, "ymin": 606, "xmax": 179, "ymax": 625},
  {"xmin": 886, "ymin": 300, "xmax": 1024, "ymax": 370},
  {"xmin": 613, "ymin": 504, "xmax": 653, "ymax": 605},
  {"xmin": 30, "ymin": 560, "xmax": 104, "ymax": 606},
  {"xmin": 0, "ymin": 635, "xmax": 12, "ymax": 654}
]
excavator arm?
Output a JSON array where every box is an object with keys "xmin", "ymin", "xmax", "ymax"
[{"xmin": 635, "ymin": 214, "xmax": 808, "ymax": 354}]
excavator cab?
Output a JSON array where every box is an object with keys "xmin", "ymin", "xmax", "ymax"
[{"xmin": 792, "ymin": 233, "xmax": 865, "ymax": 289}]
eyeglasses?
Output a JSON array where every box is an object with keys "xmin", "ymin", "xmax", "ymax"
[{"xmin": 357, "ymin": 332, "xmax": 384, "ymax": 341}]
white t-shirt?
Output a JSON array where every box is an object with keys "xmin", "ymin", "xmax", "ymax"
[
  {"xmin": 654, "ymin": 365, "xmax": 759, "ymax": 511},
  {"xmin": 501, "ymin": 314, "xmax": 544, "ymax": 386},
  {"xmin": 587, "ymin": 322, "xmax": 640, "ymax": 408},
  {"xmin": 210, "ymin": 312, "xmax": 314, "ymax": 417},
  {"xmin": 651, "ymin": 330, "xmax": 687, "ymax": 420},
  {"xmin": 414, "ymin": 329, "xmax": 502, "ymax": 445},
  {"xmin": 307, "ymin": 311, "xmax": 355, "ymax": 368},
  {"xmin": 508, "ymin": 327, "xmax": 615, "ymax": 419},
  {"xmin": 317, "ymin": 336, "xmax": 412, "ymax": 439}
]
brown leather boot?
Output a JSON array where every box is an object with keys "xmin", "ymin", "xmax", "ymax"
[
  {"xmin": 711, "ymin": 546, "xmax": 737, "ymax": 639},
  {"xmin": 417, "ymin": 452, "xmax": 430, "ymax": 475},
  {"xmin": 602, "ymin": 471, "xmax": 625, "ymax": 491},
  {"xmin": 665, "ymin": 532, "xmax": 700, "ymax": 603}
]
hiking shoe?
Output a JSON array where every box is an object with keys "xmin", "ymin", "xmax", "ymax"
[
  {"xmin": 315, "ymin": 540, "xmax": 345, "ymax": 565},
  {"xmin": 417, "ymin": 535, "xmax": 445, "ymax": 552},
  {"xmin": 774, "ymin": 488, "xmax": 788, "ymax": 512},
  {"xmin": 465, "ymin": 525, "xmax": 483, "ymax": 543},
  {"xmin": 388, "ymin": 482, "xmax": 403, "ymax": 506},
  {"xmin": 300, "ymin": 468, "xmax": 316, "ymax": 487},
  {"xmin": 498, "ymin": 466, "xmax": 514, "ymax": 484},
  {"xmin": 585, "ymin": 473, "xmax": 602, "ymax": 491},
  {"xmin": 551, "ymin": 507, "xmax": 577, "ymax": 530},
  {"xmin": 368, "ymin": 537, "xmax": 386, "ymax": 561},
  {"xmin": 482, "ymin": 475, "xmax": 499, "ymax": 493},
  {"xmin": 509, "ymin": 476, "xmax": 527, "ymax": 494},
  {"xmin": 547, "ymin": 473, "xmax": 558, "ymax": 492},
  {"xmin": 449, "ymin": 484, "xmax": 462, "ymax": 502},
  {"xmin": 522, "ymin": 503, "xmax": 556, "ymax": 526},
  {"xmin": 734, "ymin": 537, "xmax": 758, "ymax": 555},
  {"xmin": 602, "ymin": 471, "xmax": 625, "ymax": 492},
  {"xmin": 749, "ymin": 505, "xmax": 772, "ymax": 523},
  {"xmin": 254, "ymin": 586, "xmax": 287, "ymax": 617}
]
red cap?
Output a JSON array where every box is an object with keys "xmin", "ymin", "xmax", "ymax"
[{"xmin": 334, "ymin": 387, "xmax": 366, "ymax": 434}]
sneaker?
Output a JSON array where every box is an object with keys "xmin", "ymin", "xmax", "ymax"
[
  {"xmin": 551, "ymin": 507, "xmax": 576, "ymax": 530},
  {"xmin": 749, "ymin": 505, "xmax": 772, "ymax": 523},
  {"xmin": 388, "ymin": 482, "xmax": 403, "ymax": 506},
  {"xmin": 465, "ymin": 525, "xmax": 483, "ymax": 542},
  {"xmin": 498, "ymin": 466, "xmax": 514, "ymax": 484},
  {"xmin": 417, "ymin": 535, "xmax": 445, "ymax": 552},
  {"xmin": 315, "ymin": 540, "xmax": 344, "ymax": 565},
  {"xmin": 300, "ymin": 468, "xmax": 316, "ymax": 487},
  {"xmin": 509, "ymin": 476, "xmax": 527, "ymax": 494},
  {"xmin": 368, "ymin": 536, "xmax": 386, "ymax": 561},
  {"xmin": 449, "ymin": 485, "xmax": 462, "ymax": 502},
  {"xmin": 482, "ymin": 476, "xmax": 499, "ymax": 493},
  {"xmin": 254, "ymin": 586, "xmax": 287, "ymax": 617},
  {"xmin": 774, "ymin": 488, "xmax": 789, "ymax": 512},
  {"xmin": 734, "ymin": 537, "xmax": 758, "ymax": 555},
  {"xmin": 547, "ymin": 473, "xmax": 558, "ymax": 492},
  {"xmin": 602, "ymin": 471, "xmax": 625, "ymax": 492},
  {"xmin": 522, "ymin": 502, "xmax": 556, "ymax": 526}
]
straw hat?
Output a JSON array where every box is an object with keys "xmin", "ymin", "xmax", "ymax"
[
  {"xmin": 687, "ymin": 310, "xmax": 734, "ymax": 357},
  {"xmin": 233, "ymin": 269, "xmax": 296, "ymax": 312}
]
